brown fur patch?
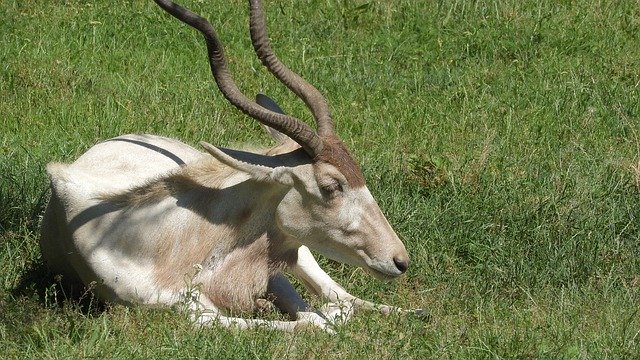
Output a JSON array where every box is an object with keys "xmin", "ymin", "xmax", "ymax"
[
  {"xmin": 99, "ymin": 159, "xmax": 237, "ymax": 208},
  {"xmin": 315, "ymin": 135, "xmax": 366, "ymax": 187},
  {"xmin": 204, "ymin": 235, "xmax": 270, "ymax": 313},
  {"xmin": 150, "ymin": 194, "xmax": 297, "ymax": 314},
  {"xmin": 202, "ymin": 235, "xmax": 297, "ymax": 314},
  {"xmin": 153, "ymin": 220, "xmax": 230, "ymax": 290}
]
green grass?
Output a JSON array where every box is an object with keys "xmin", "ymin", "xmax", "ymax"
[{"xmin": 2, "ymin": 0, "xmax": 639, "ymax": 358}]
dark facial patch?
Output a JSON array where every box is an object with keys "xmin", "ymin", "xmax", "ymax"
[{"xmin": 314, "ymin": 135, "xmax": 366, "ymax": 187}]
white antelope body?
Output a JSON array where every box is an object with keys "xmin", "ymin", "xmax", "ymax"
[{"xmin": 40, "ymin": 0, "xmax": 411, "ymax": 332}]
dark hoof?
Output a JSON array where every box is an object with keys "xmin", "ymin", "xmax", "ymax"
[{"xmin": 412, "ymin": 308, "xmax": 429, "ymax": 320}]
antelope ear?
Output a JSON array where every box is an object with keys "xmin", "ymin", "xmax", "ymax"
[
  {"xmin": 200, "ymin": 141, "xmax": 295, "ymax": 185},
  {"xmin": 256, "ymin": 93, "xmax": 291, "ymax": 144}
]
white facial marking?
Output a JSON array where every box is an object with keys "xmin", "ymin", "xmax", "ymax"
[{"xmin": 341, "ymin": 187, "xmax": 375, "ymax": 233}]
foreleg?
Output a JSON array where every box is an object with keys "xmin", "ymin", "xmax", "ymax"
[
  {"xmin": 194, "ymin": 310, "xmax": 331, "ymax": 333},
  {"xmin": 185, "ymin": 284, "xmax": 333, "ymax": 333},
  {"xmin": 289, "ymin": 246, "xmax": 406, "ymax": 318}
]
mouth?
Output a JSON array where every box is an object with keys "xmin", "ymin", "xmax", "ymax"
[
  {"xmin": 365, "ymin": 266, "xmax": 402, "ymax": 281},
  {"xmin": 355, "ymin": 250, "xmax": 405, "ymax": 281}
]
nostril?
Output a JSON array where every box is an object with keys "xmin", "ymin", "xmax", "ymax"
[{"xmin": 393, "ymin": 256, "xmax": 409, "ymax": 273}]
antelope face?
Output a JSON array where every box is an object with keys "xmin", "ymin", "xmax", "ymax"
[
  {"xmin": 201, "ymin": 140, "xmax": 409, "ymax": 280},
  {"xmin": 274, "ymin": 155, "xmax": 409, "ymax": 280}
]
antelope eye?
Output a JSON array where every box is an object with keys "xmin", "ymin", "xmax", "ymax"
[{"xmin": 320, "ymin": 179, "xmax": 343, "ymax": 198}]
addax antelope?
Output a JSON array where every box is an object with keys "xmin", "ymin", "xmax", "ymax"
[{"xmin": 40, "ymin": 0, "xmax": 413, "ymax": 332}]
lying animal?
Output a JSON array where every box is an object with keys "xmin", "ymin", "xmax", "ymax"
[{"xmin": 40, "ymin": 0, "xmax": 412, "ymax": 332}]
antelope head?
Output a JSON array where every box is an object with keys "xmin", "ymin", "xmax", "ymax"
[{"xmin": 155, "ymin": 0, "xmax": 409, "ymax": 279}]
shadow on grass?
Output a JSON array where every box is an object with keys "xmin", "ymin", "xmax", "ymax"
[
  {"xmin": 11, "ymin": 259, "xmax": 108, "ymax": 315},
  {"xmin": 1, "ymin": 261, "xmax": 108, "ymax": 349}
]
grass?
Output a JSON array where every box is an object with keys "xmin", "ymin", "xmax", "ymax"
[{"xmin": 2, "ymin": 0, "xmax": 639, "ymax": 358}]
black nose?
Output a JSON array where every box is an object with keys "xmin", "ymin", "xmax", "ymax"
[{"xmin": 393, "ymin": 256, "xmax": 409, "ymax": 273}]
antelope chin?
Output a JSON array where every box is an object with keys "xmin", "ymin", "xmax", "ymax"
[{"xmin": 365, "ymin": 265, "xmax": 403, "ymax": 281}]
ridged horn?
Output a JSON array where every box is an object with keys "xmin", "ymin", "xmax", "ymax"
[
  {"xmin": 248, "ymin": 0, "xmax": 335, "ymax": 138},
  {"xmin": 154, "ymin": 0, "xmax": 323, "ymax": 157}
]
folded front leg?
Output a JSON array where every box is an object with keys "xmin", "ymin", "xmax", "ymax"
[
  {"xmin": 289, "ymin": 246, "xmax": 405, "ymax": 317},
  {"xmin": 195, "ymin": 310, "xmax": 332, "ymax": 333},
  {"xmin": 187, "ymin": 287, "xmax": 333, "ymax": 333}
]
